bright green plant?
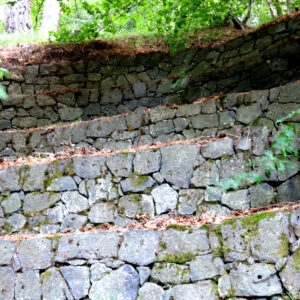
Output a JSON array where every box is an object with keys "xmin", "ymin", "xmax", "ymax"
[
  {"xmin": 0, "ymin": 61, "xmax": 10, "ymax": 100},
  {"xmin": 219, "ymin": 110, "xmax": 300, "ymax": 191}
]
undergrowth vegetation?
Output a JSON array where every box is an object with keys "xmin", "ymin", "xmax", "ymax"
[{"xmin": 219, "ymin": 110, "xmax": 300, "ymax": 191}]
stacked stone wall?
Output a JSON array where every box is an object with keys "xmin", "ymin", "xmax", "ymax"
[
  {"xmin": 0, "ymin": 81, "xmax": 299, "ymax": 157},
  {"xmin": 0, "ymin": 210, "xmax": 299, "ymax": 299},
  {"xmin": 0, "ymin": 136, "xmax": 299, "ymax": 234},
  {"xmin": 0, "ymin": 15, "xmax": 299, "ymax": 130}
]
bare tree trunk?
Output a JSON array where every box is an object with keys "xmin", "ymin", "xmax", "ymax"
[
  {"xmin": 286, "ymin": 0, "xmax": 293, "ymax": 12},
  {"xmin": 243, "ymin": 0, "xmax": 254, "ymax": 24},
  {"xmin": 40, "ymin": 0, "xmax": 61, "ymax": 37},
  {"xmin": 265, "ymin": 0, "xmax": 275, "ymax": 18},
  {"xmin": 273, "ymin": 0, "xmax": 283, "ymax": 16},
  {"xmin": 5, "ymin": 0, "xmax": 32, "ymax": 33}
]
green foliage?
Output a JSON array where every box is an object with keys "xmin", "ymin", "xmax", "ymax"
[
  {"xmin": 0, "ymin": 61, "xmax": 10, "ymax": 100},
  {"xmin": 219, "ymin": 110, "xmax": 300, "ymax": 191}
]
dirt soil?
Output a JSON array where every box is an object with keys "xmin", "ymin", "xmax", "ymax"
[{"xmin": 0, "ymin": 11, "xmax": 299, "ymax": 69}]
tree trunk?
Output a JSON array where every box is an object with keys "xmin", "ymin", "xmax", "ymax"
[
  {"xmin": 265, "ymin": 0, "xmax": 275, "ymax": 18},
  {"xmin": 40, "ymin": 0, "xmax": 61, "ymax": 37},
  {"xmin": 243, "ymin": 0, "xmax": 254, "ymax": 24},
  {"xmin": 273, "ymin": 0, "xmax": 283, "ymax": 16},
  {"xmin": 5, "ymin": 0, "xmax": 32, "ymax": 33}
]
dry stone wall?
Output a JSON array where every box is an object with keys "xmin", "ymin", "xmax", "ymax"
[
  {"xmin": 1, "ymin": 81, "xmax": 300, "ymax": 157},
  {"xmin": 0, "ymin": 15, "xmax": 299, "ymax": 130},
  {"xmin": 0, "ymin": 210, "xmax": 299, "ymax": 299},
  {"xmin": 0, "ymin": 139, "xmax": 299, "ymax": 234}
]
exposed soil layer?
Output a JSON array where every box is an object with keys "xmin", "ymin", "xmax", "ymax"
[{"xmin": 0, "ymin": 11, "xmax": 299, "ymax": 69}]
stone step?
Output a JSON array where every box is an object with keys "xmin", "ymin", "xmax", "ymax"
[
  {"xmin": 0, "ymin": 208, "xmax": 299, "ymax": 299},
  {"xmin": 0, "ymin": 13, "xmax": 299, "ymax": 131},
  {"xmin": 1, "ymin": 81, "xmax": 300, "ymax": 158},
  {"xmin": 0, "ymin": 136, "xmax": 299, "ymax": 234}
]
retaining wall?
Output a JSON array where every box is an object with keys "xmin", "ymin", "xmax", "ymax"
[
  {"xmin": 0, "ymin": 81, "xmax": 299, "ymax": 157},
  {"xmin": 0, "ymin": 209, "xmax": 299, "ymax": 299},
  {"xmin": 0, "ymin": 137, "xmax": 299, "ymax": 234},
  {"xmin": 0, "ymin": 15, "xmax": 299, "ymax": 130}
]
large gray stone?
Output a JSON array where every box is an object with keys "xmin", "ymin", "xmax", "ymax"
[
  {"xmin": 219, "ymin": 153, "xmax": 246, "ymax": 181},
  {"xmin": 90, "ymin": 262, "xmax": 112, "ymax": 282},
  {"xmin": 0, "ymin": 267, "xmax": 14, "ymax": 300},
  {"xmin": 171, "ymin": 280, "xmax": 218, "ymax": 300},
  {"xmin": 230, "ymin": 263, "xmax": 282, "ymax": 297},
  {"xmin": 22, "ymin": 164, "xmax": 48, "ymax": 192},
  {"xmin": 157, "ymin": 229, "xmax": 209, "ymax": 261},
  {"xmin": 61, "ymin": 191, "xmax": 88, "ymax": 213},
  {"xmin": 61, "ymin": 214, "xmax": 87, "ymax": 231},
  {"xmin": 150, "ymin": 120, "xmax": 174, "ymax": 137},
  {"xmin": 121, "ymin": 175, "xmax": 156, "ymax": 193},
  {"xmin": 47, "ymin": 176, "xmax": 77, "ymax": 192},
  {"xmin": 249, "ymin": 183, "xmax": 276, "ymax": 208},
  {"xmin": 0, "ymin": 166, "xmax": 22, "ymax": 191},
  {"xmin": 279, "ymin": 82, "xmax": 300, "ymax": 103},
  {"xmin": 191, "ymin": 114, "xmax": 218, "ymax": 129},
  {"xmin": 178, "ymin": 189, "xmax": 204, "ymax": 215},
  {"xmin": 41, "ymin": 267, "xmax": 74, "ymax": 300},
  {"xmin": 201, "ymin": 139, "xmax": 235, "ymax": 159},
  {"xmin": 23, "ymin": 192, "xmax": 61, "ymax": 214},
  {"xmin": 0, "ymin": 240, "xmax": 16, "ymax": 266},
  {"xmin": 60, "ymin": 266, "xmax": 90, "ymax": 299},
  {"xmin": 191, "ymin": 160, "xmax": 219, "ymax": 187},
  {"xmin": 189, "ymin": 254, "xmax": 223, "ymax": 281},
  {"xmin": 149, "ymin": 106, "xmax": 176, "ymax": 123},
  {"xmin": 251, "ymin": 212, "xmax": 290, "ymax": 263},
  {"xmin": 137, "ymin": 282, "xmax": 164, "ymax": 300},
  {"xmin": 151, "ymin": 263, "xmax": 190, "ymax": 285},
  {"xmin": 88, "ymin": 202, "xmax": 115, "ymax": 223},
  {"xmin": 236, "ymin": 103, "xmax": 262, "ymax": 124},
  {"xmin": 73, "ymin": 155, "xmax": 106, "ymax": 179},
  {"xmin": 151, "ymin": 184, "xmax": 178, "ymax": 214},
  {"xmin": 107, "ymin": 153, "xmax": 133, "ymax": 177},
  {"xmin": 118, "ymin": 194, "xmax": 155, "ymax": 218},
  {"xmin": 15, "ymin": 270, "xmax": 41, "ymax": 300},
  {"xmin": 133, "ymin": 82, "xmax": 147, "ymax": 98},
  {"xmin": 86, "ymin": 174, "xmax": 118, "ymax": 204},
  {"xmin": 221, "ymin": 190, "xmax": 250, "ymax": 211},
  {"xmin": 160, "ymin": 145, "xmax": 200, "ymax": 187},
  {"xmin": 58, "ymin": 107, "xmax": 83, "ymax": 121},
  {"xmin": 18, "ymin": 238, "xmax": 53, "ymax": 270},
  {"xmin": 218, "ymin": 274, "xmax": 232, "ymax": 298},
  {"xmin": 279, "ymin": 250, "xmax": 300, "ymax": 300},
  {"xmin": 8, "ymin": 213, "xmax": 26, "ymax": 232},
  {"xmin": 133, "ymin": 150, "xmax": 161, "ymax": 175},
  {"xmin": 87, "ymin": 117, "xmax": 127, "ymax": 138},
  {"xmin": 221, "ymin": 220, "xmax": 251, "ymax": 262},
  {"xmin": 89, "ymin": 264, "xmax": 139, "ymax": 300},
  {"xmin": 55, "ymin": 232, "xmax": 120, "ymax": 262},
  {"xmin": 266, "ymin": 103, "xmax": 300, "ymax": 122},
  {"xmin": 277, "ymin": 175, "xmax": 300, "ymax": 203},
  {"xmin": 1, "ymin": 192, "xmax": 22, "ymax": 214},
  {"xmin": 119, "ymin": 230, "xmax": 161, "ymax": 266}
]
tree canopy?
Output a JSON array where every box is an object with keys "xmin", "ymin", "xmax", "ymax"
[{"xmin": 0, "ymin": 0, "xmax": 299, "ymax": 46}]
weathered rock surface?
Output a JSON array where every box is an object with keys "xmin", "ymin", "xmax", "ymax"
[{"xmin": 89, "ymin": 264, "xmax": 139, "ymax": 300}]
